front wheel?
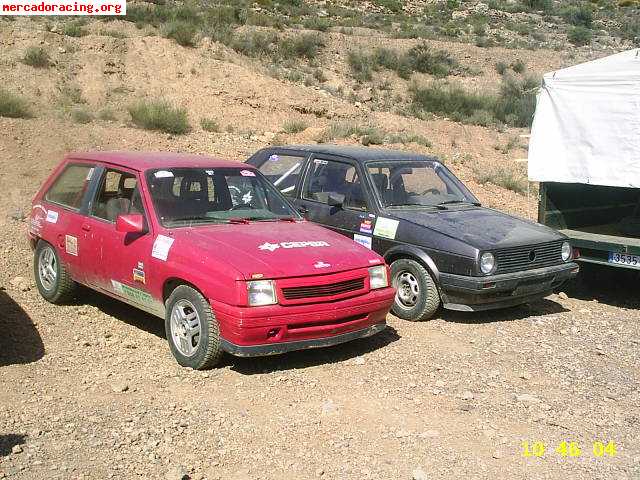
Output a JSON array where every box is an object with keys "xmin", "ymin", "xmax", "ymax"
[
  {"xmin": 165, "ymin": 285, "xmax": 223, "ymax": 370},
  {"xmin": 391, "ymin": 258, "xmax": 440, "ymax": 321}
]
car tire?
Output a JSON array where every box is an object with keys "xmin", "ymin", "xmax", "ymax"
[
  {"xmin": 390, "ymin": 258, "xmax": 440, "ymax": 321},
  {"xmin": 165, "ymin": 285, "xmax": 223, "ymax": 370},
  {"xmin": 34, "ymin": 240, "xmax": 76, "ymax": 304}
]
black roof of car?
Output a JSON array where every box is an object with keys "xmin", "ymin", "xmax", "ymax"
[{"xmin": 271, "ymin": 144, "xmax": 438, "ymax": 163}]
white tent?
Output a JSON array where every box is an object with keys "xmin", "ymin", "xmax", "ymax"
[{"xmin": 528, "ymin": 49, "xmax": 640, "ymax": 188}]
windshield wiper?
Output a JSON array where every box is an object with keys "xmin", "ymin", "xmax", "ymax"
[
  {"xmin": 437, "ymin": 200, "xmax": 481, "ymax": 207},
  {"xmin": 385, "ymin": 202, "xmax": 445, "ymax": 209},
  {"xmin": 170, "ymin": 216, "xmax": 223, "ymax": 224}
]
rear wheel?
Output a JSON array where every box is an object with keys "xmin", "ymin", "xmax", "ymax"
[
  {"xmin": 391, "ymin": 258, "xmax": 440, "ymax": 321},
  {"xmin": 165, "ymin": 285, "xmax": 223, "ymax": 370},
  {"xmin": 34, "ymin": 240, "xmax": 76, "ymax": 304}
]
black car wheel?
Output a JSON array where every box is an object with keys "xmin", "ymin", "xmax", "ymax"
[
  {"xmin": 165, "ymin": 285, "xmax": 223, "ymax": 370},
  {"xmin": 34, "ymin": 240, "xmax": 76, "ymax": 304},
  {"xmin": 391, "ymin": 258, "xmax": 440, "ymax": 321}
]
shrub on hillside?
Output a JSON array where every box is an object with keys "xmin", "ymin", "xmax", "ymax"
[
  {"xmin": 493, "ymin": 75, "xmax": 539, "ymax": 127},
  {"xmin": 71, "ymin": 107, "xmax": 93, "ymax": 124},
  {"xmin": 568, "ymin": 26, "xmax": 593, "ymax": 46},
  {"xmin": 163, "ymin": 20, "xmax": 198, "ymax": 46},
  {"xmin": 231, "ymin": 30, "xmax": 279, "ymax": 57},
  {"xmin": 0, "ymin": 89, "xmax": 32, "ymax": 118},
  {"xmin": 347, "ymin": 50, "xmax": 374, "ymax": 82},
  {"xmin": 282, "ymin": 119, "xmax": 308, "ymax": 134},
  {"xmin": 279, "ymin": 33, "xmax": 324, "ymax": 60},
  {"xmin": 23, "ymin": 47, "xmax": 50, "ymax": 68},
  {"xmin": 561, "ymin": 5, "xmax": 593, "ymax": 28},
  {"xmin": 128, "ymin": 99, "xmax": 190, "ymax": 134},
  {"xmin": 62, "ymin": 21, "xmax": 87, "ymax": 37},
  {"xmin": 200, "ymin": 118, "xmax": 220, "ymax": 132},
  {"xmin": 475, "ymin": 166, "xmax": 528, "ymax": 194}
]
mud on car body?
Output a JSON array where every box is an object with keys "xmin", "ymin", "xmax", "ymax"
[
  {"xmin": 247, "ymin": 145, "xmax": 579, "ymax": 321},
  {"xmin": 28, "ymin": 152, "xmax": 395, "ymax": 369}
]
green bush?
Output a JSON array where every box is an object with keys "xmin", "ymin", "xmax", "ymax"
[
  {"xmin": 373, "ymin": 0, "xmax": 403, "ymax": 13},
  {"xmin": 403, "ymin": 43, "xmax": 459, "ymax": 78},
  {"xmin": 510, "ymin": 59, "xmax": 526, "ymax": 74},
  {"xmin": 128, "ymin": 99, "xmax": 190, "ymax": 134},
  {"xmin": 494, "ymin": 75, "xmax": 539, "ymax": 127},
  {"xmin": 303, "ymin": 16, "xmax": 331, "ymax": 32},
  {"xmin": 568, "ymin": 26, "xmax": 592, "ymax": 46},
  {"xmin": 410, "ymin": 82, "xmax": 495, "ymax": 123},
  {"xmin": 200, "ymin": 118, "xmax": 220, "ymax": 132},
  {"xmin": 561, "ymin": 5, "xmax": 593, "ymax": 28},
  {"xmin": 495, "ymin": 61, "xmax": 508, "ymax": 75},
  {"xmin": 0, "ymin": 89, "xmax": 32, "ymax": 118},
  {"xmin": 231, "ymin": 30, "xmax": 279, "ymax": 57},
  {"xmin": 23, "ymin": 47, "xmax": 50, "ymax": 68},
  {"xmin": 282, "ymin": 119, "xmax": 308, "ymax": 134},
  {"xmin": 62, "ymin": 21, "xmax": 87, "ymax": 37},
  {"xmin": 318, "ymin": 121, "xmax": 383, "ymax": 143},
  {"xmin": 279, "ymin": 33, "xmax": 323, "ymax": 60},
  {"xmin": 71, "ymin": 107, "xmax": 93, "ymax": 124},
  {"xmin": 347, "ymin": 50, "xmax": 374, "ymax": 82},
  {"xmin": 523, "ymin": 0, "xmax": 552, "ymax": 11},
  {"xmin": 475, "ymin": 166, "xmax": 527, "ymax": 194},
  {"xmin": 163, "ymin": 21, "xmax": 198, "ymax": 46},
  {"xmin": 98, "ymin": 108, "xmax": 116, "ymax": 121}
]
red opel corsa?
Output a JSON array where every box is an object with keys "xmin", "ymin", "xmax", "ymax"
[{"xmin": 28, "ymin": 152, "xmax": 395, "ymax": 369}]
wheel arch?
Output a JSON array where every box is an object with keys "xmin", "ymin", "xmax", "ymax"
[
  {"xmin": 384, "ymin": 245, "xmax": 441, "ymax": 282},
  {"xmin": 162, "ymin": 277, "xmax": 206, "ymax": 304}
]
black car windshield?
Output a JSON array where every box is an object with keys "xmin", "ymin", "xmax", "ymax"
[
  {"xmin": 146, "ymin": 167, "xmax": 300, "ymax": 227},
  {"xmin": 366, "ymin": 161, "xmax": 478, "ymax": 208}
]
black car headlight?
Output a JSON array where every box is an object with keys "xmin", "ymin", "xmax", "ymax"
[{"xmin": 480, "ymin": 252, "xmax": 496, "ymax": 275}]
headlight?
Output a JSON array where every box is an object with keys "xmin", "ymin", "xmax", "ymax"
[
  {"xmin": 480, "ymin": 252, "xmax": 496, "ymax": 275},
  {"xmin": 369, "ymin": 265, "xmax": 389, "ymax": 289},
  {"xmin": 561, "ymin": 241, "xmax": 572, "ymax": 262},
  {"xmin": 247, "ymin": 280, "xmax": 277, "ymax": 306}
]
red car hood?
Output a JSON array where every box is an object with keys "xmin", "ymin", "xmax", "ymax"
[{"xmin": 171, "ymin": 221, "xmax": 383, "ymax": 279}]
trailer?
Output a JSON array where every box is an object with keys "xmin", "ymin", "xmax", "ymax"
[{"xmin": 529, "ymin": 49, "xmax": 640, "ymax": 270}]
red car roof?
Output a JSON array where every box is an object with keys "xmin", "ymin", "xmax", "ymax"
[{"xmin": 64, "ymin": 151, "xmax": 250, "ymax": 171}]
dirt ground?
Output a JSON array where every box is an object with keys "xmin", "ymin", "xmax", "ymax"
[{"xmin": 1, "ymin": 14, "xmax": 639, "ymax": 480}]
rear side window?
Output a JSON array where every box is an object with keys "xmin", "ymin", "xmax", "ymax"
[
  {"xmin": 257, "ymin": 153, "xmax": 305, "ymax": 198},
  {"xmin": 45, "ymin": 164, "xmax": 94, "ymax": 210}
]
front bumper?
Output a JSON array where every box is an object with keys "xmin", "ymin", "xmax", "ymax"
[
  {"xmin": 439, "ymin": 262, "xmax": 579, "ymax": 312},
  {"xmin": 212, "ymin": 287, "xmax": 395, "ymax": 357}
]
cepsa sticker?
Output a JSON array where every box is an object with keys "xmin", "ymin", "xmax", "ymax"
[
  {"xmin": 268, "ymin": 154, "xmax": 280, "ymax": 162},
  {"xmin": 151, "ymin": 235, "xmax": 174, "ymax": 261},
  {"xmin": 154, "ymin": 170, "xmax": 174, "ymax": 179},
  {"xmin": 240, "ymin": 170, "xmax": 256, "ymax": 177},
  {"xmin": 258, "ymin": 241, "xmax": 330, "ymax": 252},
  {"xmin": 65, "ymin": 235, "xmax": 78, "ymax": 256},
  {"xmin": 373, "ymin": 217, "xmax": 399, "ymax": 240},
  {"xmin": 46, "ymin": 210, "xmax": 59, "ymax": 224}
]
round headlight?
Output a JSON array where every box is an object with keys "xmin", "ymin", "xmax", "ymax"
[
  {"xmin": 561, "ymin": 241, "xmax": 572, "ymax": 262},
  {"xmin": 480, "ymin": 252, "xmax": 495, "ymax": 274}
]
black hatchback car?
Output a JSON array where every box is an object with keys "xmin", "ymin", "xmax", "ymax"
[{"xmin": 247, "ymin": 145, "xmax": 579, "ymax": 321}]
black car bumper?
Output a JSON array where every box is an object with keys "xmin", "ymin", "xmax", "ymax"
[
  {"xmin": 220, "ymin": 322, "xmax": 387, "ymax": 357},
  {"xmin": 439, "ymin": 262, "xmax": 579, "ymax": 312}
]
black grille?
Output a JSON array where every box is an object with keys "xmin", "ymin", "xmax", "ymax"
[
  {"xmin": 494, "ymin": 241, "xmax": 564, "ymax": 274},
  {"xmin": 282, "ymin": 278, "xmax": 365, "ymax": 300}
]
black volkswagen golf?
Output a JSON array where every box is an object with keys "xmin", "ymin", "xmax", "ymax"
[{"xmin": 247, "ymin": 145, "xmax": 579, "ymax": 321}]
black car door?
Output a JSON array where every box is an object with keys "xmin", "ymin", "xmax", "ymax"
[{"xmin": 297, "ymin": 155, "xmax": 376, "ymax": 249}]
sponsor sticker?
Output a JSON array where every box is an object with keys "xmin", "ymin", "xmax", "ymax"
[
  {"xmin": 205, "ymin": 170, "xmax": 214, "ymax": 176},
  {"xmin": 46, "ymin": 210, "xmax": 59, "ymax": 224},
  {"xmin": 65, "ymin": 235, "xmax": 78, "ymax": 256},
  {"xmin": 111, "ymin": 280, "xmax": 154, "ymax": 306},
  {"xmin": 154, "ymin": 170, "xmax": 174, "ymax": 179},
  {"xmin": 373, "ymin": 217, "xmax": 399, "ymax": 240},
  {"xmin": 314, "ymin": 261, "xmax": 331, "ymax": 269},
  {"xmin": 86, "ymin": 168, "xmax": 95, "ymax": 181},
  {"xmin": 133, "ymin": 268, "xmax": 146, "ymax": 284},
  {"xmin": 314, "ymin": 159, "xmax": 328, "ymax": 165},
  {"xmin": 240, "ymin": 170, "xmax": 256, "ymax": 177},
  {"xmin": 151, "ymin": 235, "xmax": 174, "ymax": 261},
  {"xmin": 353, "ymin": 234, "xmax": 372, "ymax": 250},
  {"xmin": 268, "ymin": 154, "xmax": 280, "ymax": 162},
  {"xmin": 258, "ymin": 241, "xmax": 330, "ymax": 252},
  {"xmin": 359, "ymin": 220, "xmax": 373, "ymax": 234}
]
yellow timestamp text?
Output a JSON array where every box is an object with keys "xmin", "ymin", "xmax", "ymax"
[{"xmin": 522, "ymin": 441, "xmax": 617, "ymax": 458}]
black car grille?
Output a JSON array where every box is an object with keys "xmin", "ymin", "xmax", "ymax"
[
  {"xmin": 494, "ymin": 241, "xmax": 564, "ymax": 274},
  {"xmin": 281, "ymin": 278, "xmax": 365, "ymax": 300}
]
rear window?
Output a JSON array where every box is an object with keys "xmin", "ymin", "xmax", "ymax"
[{"xmin": 45, "ymin": 164, "xmax": 94, "ymax": 210}]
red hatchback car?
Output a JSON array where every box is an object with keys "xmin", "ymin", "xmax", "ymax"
[{"xmin": 28, "ymin": 152, "xmax": 395, "ymax": 369}]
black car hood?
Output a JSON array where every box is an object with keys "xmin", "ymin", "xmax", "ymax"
[{"xmin": 391, "ymin": 207, "xmax": 564, "ymax": 251}]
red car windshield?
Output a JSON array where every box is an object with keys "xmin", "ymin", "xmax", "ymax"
[{"xmin": 146, "ymin": 167, "xmax": 300, "ymax": 227}]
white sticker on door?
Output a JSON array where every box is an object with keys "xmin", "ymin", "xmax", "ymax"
[
  {"xmin": 354, "ymin": 234, "xmax": 372, "ymax": 249},
  {"xmin": 65, "ymin": 235, "xmax": 78, "ymax": 256},
  {"xmin": 46, "ymin": 210, "xmax": 59, "ymax": 224},
  {"xmin": 373, "ymin": 217, "xmax": 399, "ymax": 240},
  {"xmin": 152, "ymin": 235, "xmax": 175, "ymax": 261}
]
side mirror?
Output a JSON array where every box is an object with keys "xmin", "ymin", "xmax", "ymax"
[
  {"xmin": 327, "ymin": 192, "xmax": 345, "ymax": 207},
  {"xmin": 116, "ymin": 214, "xmax": 145, "ymax": 234}
]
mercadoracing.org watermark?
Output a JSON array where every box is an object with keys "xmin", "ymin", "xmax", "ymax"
[{"xmin": 1, "ymin": 0, "xmax": 125, "ymax": 15}]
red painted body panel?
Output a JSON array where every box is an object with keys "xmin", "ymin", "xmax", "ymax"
[{"xmin": 29, "ymin": 152, "xmax": 395, "ymax": 355}]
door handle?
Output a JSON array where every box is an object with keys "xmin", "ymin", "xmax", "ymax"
[
  {"xmin": 81, "ymin": 223, "xmax": 91, "ymax": 232},
  {"xmin": 298, "ymin": 206, "xmax": 308, "ymax": 214}
]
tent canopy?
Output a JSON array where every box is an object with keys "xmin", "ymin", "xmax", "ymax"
[{"xmin": 528, "ymin": 49, "xmax": 640, "ymax": 188}]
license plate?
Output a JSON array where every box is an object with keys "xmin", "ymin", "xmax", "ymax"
[{"xmin": 608, "ymin": 252, "xmax": 640, "ymax": 267}]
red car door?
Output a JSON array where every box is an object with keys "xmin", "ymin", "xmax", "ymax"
[{"xmin": 82, "ymin": 166, "xmax": 162, "ymax": 315}]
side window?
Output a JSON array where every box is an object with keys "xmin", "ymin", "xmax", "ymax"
[
  {"xmin": 258, "ymin": 153, "xmax": 304, "ymax": 197},
  {"xmin": 92, "ymin": 168, "xmax": 143, "ymax": 222},
  {"xmin": 303, "ymin": 159, "xmax": 367, "ymax": 211},
  {"xmin": 45, "ymin": 164, "xmax": 95, "ymax": 210}
]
